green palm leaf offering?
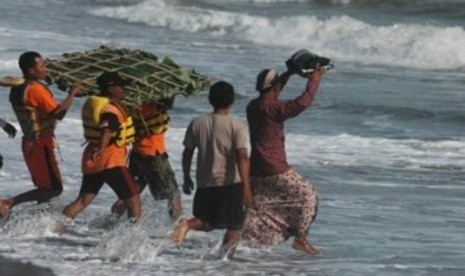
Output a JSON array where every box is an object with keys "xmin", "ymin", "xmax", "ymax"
[{"xmin": 46, "ymin": 45, "xmax": 211, "ymax": 106}]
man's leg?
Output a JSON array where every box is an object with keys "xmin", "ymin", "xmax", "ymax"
[
  {"xmin": 168, "ymin": 195, "xmax": 182, "ymax": 221},
  {"xmin": 172, "ymin": 218, "xmax": 211, "ymax": 246},
  {"xmin": 0, "ymin": 188, "xmax": 62, "ymax": 219},
  {"xmin": 2, "ymin": 136, "xmax": 64, "ymax": 219},
  {"xmin": 111, "ymin": 154, "xmax": 146, "ymax": 217},
  {"xmin": 145, "ymin": 154, "xmax": 183, "ymax": 220},
  {"xmin": 124, "ymin": 194, "xmax": 141, "ymax": 222},
  {"xmin": 62, "ymin": 193, "xmax": 96, "ymax": 220},
  {"xmin": 221, "ymin": 229, "xmax": 241, "ymax": 258},
  {"xmin": 106, "ymin": 167, "xmax": 141, "ymax": 222},
  {"xmin": 55, "ymin": 193, "xmax": 96, "ymax": 233},
  {"xmin": 63, "ymin": 172, "xmax": 104, "ymax": 220}
]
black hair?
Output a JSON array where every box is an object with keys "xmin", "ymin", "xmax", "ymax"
[
  {"xmin": 18, "ymin": 51, "xmax": 42, "ymax": 77},
  {"xmin": 209, "ymin": 81, "xmax": 235, "ymax": 109}
]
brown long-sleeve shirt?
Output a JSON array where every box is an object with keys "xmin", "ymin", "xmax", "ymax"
[{"xmin": 246, "ymin": 76, "xmax": 321, "ymax": 177}]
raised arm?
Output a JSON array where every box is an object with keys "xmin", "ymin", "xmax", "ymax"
[{"xmin": 274, "ymin": 66, "xmax": 324, "ymax": 120}]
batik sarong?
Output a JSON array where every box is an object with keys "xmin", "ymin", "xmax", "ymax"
[{"xmin": 242, "ymin": 169, "xmax": 318, "ymax": 245}]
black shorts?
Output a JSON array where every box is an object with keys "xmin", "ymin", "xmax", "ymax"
[
  {"xmin": 193, "ymin": 184, "xmax": 245, "ymax": 230},
  {"xmin": 80, "ymin": 167, "xmax": 139, "ymax": 200}
]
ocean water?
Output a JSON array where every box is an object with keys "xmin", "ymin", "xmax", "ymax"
[{"xmin": 1, "ymin": 0, "xmax": 465, "ymax": 275}]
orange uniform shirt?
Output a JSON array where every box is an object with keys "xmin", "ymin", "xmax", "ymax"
[
  {"xmin": 24, "ymin": 82, "xmax": 58, "ymax": 114},
  {"xmin": 133, "ymin": 133, "xmax": 166, "ymax": 156}
]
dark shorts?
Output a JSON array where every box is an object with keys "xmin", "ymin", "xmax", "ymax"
[
  {"xmin": 193, "ymin": 184, "xmax": 245, "ymax": 230},
  {"xmin": 80, "ymin": 167, "xmax": 139, "ymax": 200},
  {"xmin": 130, "ymin": 152, "xmax": 180, "ymax": 200}
]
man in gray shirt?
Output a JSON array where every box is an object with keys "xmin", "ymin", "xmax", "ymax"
[{"xmin": 172, "ymin": 81, "xmax": 253, "ymax": 258}]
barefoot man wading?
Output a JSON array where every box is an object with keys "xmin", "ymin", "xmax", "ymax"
[{"xmin": 172, "ymin": 81, "xmax": 253, "ymax": 258}]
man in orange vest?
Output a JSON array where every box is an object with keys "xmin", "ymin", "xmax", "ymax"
[
  {"xmin": 61, "ymin": 72, "xmax": 141, "ymax": 225},
  {"xmin": 0, "ymin": 51, "xmax": 82, "ymax": 219},
  {"xmin": 110, "ymin": 98, "xmax": 182, "ymax": 221}
]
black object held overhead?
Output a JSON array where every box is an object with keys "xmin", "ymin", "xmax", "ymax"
[{"xmin": 286, "ymin": 49, "xmax": 334, "ymax": 77}]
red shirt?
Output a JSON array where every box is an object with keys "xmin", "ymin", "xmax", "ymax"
[{"xmin": 246, "ymin": 78, "xmax": 320, "ymax": 177}]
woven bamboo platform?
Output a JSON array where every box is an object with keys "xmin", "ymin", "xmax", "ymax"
[{"xmin": 46, "ymin": 45, "xmax": 211, "ymax": 106}]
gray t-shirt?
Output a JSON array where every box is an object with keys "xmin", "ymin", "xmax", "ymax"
[{"xmin": 183, "ymin": 113, "xmax": 248, "ymax": 188}]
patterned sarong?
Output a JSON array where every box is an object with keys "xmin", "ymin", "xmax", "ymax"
[{"xmin": 242, "ymin": 169, "xmax": 318, "ymax": 245}]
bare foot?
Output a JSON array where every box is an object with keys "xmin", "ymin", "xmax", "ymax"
[
  {"xmin": 111, "ymin": 200, "xmax": 126, "ymax": 217},
  {"xmin": 0, "ymin": 199, "xmax": 12, "ymax": 220},
  {"xmin": 171, "ymin": 218, "xmax": 189, "ymax": 246},
  {"xmin": 53, "ymin": 216, "xmax": 75, "ymax": 234},
  {"xmin": 53, "ymin": 222, "xmax": 67, "ymax": 234},
  {"xmin": 292, "ymin": 238, "xmax": 320, "ymax": 256}
]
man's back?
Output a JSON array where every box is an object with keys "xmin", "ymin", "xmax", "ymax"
[{"xmin": 183, "ymin": 113, "xmax": 248, "ymax": 188}]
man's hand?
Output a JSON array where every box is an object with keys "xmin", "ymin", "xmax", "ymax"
[
  {"xmin": 92, "ymin": 148, "xmax": 103, "ymax": 161},
  {"xmin": 2, "ymin": 123, "xmax": 16, "ymax": 138},
  {"xmin": 70, "ymin": 85, "xmax": 86, "ymax": 97},
  {"xmin": 243, "ymin": 191, "xmax": 255, "ymax": 210},
  {"xmin": 309, "ymin": 64, "xmax": 325, "ymax": 82},
  {"xmin": 182, "ymin": 177, "xmax": 194, "ymax": 195}
]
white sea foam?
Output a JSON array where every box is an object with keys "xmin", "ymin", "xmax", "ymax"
[
  {"xmin": 51, "ymin": 121, "xmax": 465, "ymax": 174},
  {"xmin": 286, "ymin": 133, "xmax": 465, "ymax": 171},
  {"xmin": 1, "ymin": 119, "xmax": 464, "ymax": 275},
  {"xmin": 90, "ymin": 0, "xmax": 465, "ymax": 70},
  {"xmin": 0, "ymin": 59, "xmax": 18, "ymax": 71},
  {"xmin": 153, "ymin": 126, "xmax": 465, "ymax": 174},
  {"xmin": 0, "ymin": 27, "xmax": 78, "ymax": 47},
  {"xmin": 0, "ymin": 26, "xmax": 106, "ymax": 67}
]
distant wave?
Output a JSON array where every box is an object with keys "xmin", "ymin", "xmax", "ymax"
[
  {"xmin": 0, "ymin": 59, "xmax": 18, "ymax": 71},
  {"xmin": 90, "ymin": 0, "xmax": 465, "ymax": 70},
  {"xmin": 311, "ymin": 0, "xmax": 465, "ymax": 14},
  {"xmin": 328, "ymin": 0, "xmax": 465, "ymax": 15},
  {"xmin": 157, "ymin": 126, "xmax": 465, "ymax": 172},
  {"xmin": 284, "ymin": 133, "xmax": 465, "ymax": 172},
  {"xmin": 0, "ymin": 27, "xmax": 106, "ymax": 63},
  {"xmin": 326, "ymin": 102, "xmax": 465, "ymax": 123}
]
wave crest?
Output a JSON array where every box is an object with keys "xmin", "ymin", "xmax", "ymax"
[{"xmin": 91, "ymin": 0, "xmax": 465, "ymax": 70}]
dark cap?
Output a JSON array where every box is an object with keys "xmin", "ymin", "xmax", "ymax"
[{"xmin": 96, "ymin": 71, "xmax": 132, "ymax": 89}]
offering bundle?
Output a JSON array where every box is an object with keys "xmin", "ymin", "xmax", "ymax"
[{"xmin": 46, "ymin": 45, "xmax": 211, "ymax": 106}]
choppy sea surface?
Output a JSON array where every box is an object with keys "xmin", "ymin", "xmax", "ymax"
[{"xmin": 1, "ymin": 0, "xmax": 465, "ymax": 275}]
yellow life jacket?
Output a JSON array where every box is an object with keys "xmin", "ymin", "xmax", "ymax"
[
  {"xmin": 10, "ymin": 81, "xmax": 56, "ymax": 139},
  {"xmin": 133, "ymin": 110, "xmax": 170, "ymax": 138},
  {"xmin": 82, "ymin": 96, "xmax": 135, "ymax": 147}
]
